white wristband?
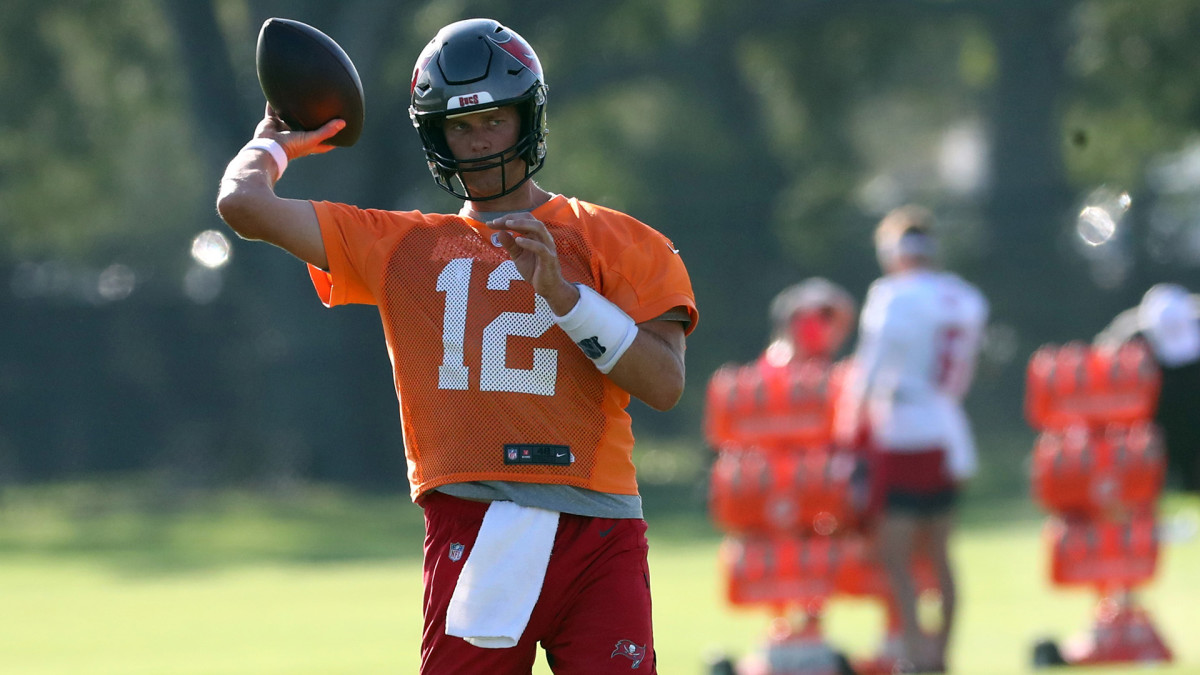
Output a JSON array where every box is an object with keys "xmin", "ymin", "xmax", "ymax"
[
  {"xmin": 242, "ymin": 138, "xmax": 288, "ymax": 179},
  {"xmin": 553, "ymin": 284, "xmax": 638, "ymax": 374}
]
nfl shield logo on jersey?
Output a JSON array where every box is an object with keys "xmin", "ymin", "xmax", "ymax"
[
  {"xmin": 448, "ymin": 542, "xmax": 465, "ymax": 562},
  {"xmin": 507, "ymin": 447, "xmax": 519, "ymax": 461}
]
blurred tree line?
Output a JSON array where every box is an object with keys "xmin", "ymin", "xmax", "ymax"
[{"xmin": 3, "ymin": 0, "xmax": 1200, "ymax": 496}]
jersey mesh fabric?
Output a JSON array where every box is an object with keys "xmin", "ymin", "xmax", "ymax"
[{"xmin": 308, "ymin": 195, "xmax": 697, "ymax": 501}]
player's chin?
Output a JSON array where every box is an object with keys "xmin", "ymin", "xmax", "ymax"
[
  {"xmin": 459, "ymin": 173, "xmax": 506, "ymax": 198},
  {"xmin": 460, "ymin": 179, "xmax": 501, "ymax": 197}
]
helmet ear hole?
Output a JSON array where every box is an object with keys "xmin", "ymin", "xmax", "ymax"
[{"xmin": 516, "ymin": 94, "xmax": 549, "ymax": 166}]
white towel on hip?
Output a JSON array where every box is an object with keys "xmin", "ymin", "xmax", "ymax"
[
  {"xmin": 937, "ymin": 396, "xmax": 977, "ymax": 481},
  {"xmin": 446, "ymin": 500, "xmax": 560, "ymax": 648}
]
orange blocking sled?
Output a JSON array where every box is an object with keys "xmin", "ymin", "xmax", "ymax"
[
  {"xmin": 1046, "ymin": 514, "xmax": 1159, "ymax": 590},
  {"xmin": 720, "ymin": 534, "xmax": 938, "ymax": 608},
  {"xmin": 1030, "ymin": 422, "xmax": 1166, "ymax": 518},
  {"xmin": 1025, "ymin": 341, "xmax": 1160, "ymax": 431},
  {"xmin": 1057, "ymin": 596, "xmax": 1174, "ymax": 666},
  {"xmin": 708, "ymin": 446, "xmax": 867, "ymax": 536},
  {"xmin": 705, "ymin": 356, "xmax": 913, "ymax": 674},
  {"xmin": 704, "ymin": 359, "xmax": 845, "ymax": 450},
  {"xmin": 720, "ymin": 536, "xmax": 841, "ymax": 608},
  {"xmin": 1023, "ymin": 340, "xmax": 1173, "ymax": 669}
]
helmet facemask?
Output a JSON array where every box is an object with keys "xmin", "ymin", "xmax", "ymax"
[{"xmin": 411, "ymin": 86, "xmax": 547, "ymax": 201}]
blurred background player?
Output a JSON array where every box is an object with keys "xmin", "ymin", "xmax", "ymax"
[
  {"xmin": 1096, "ymin": 283, "xmax": 1200, "ymax": 493},
  {"xmin": 216, "ymin": 18, "xmax": 697, "ymax": 675},
  {"xmin": 833, "ymin": 205, "xmax": 988, "ymax": 674},
  {"xmin": 762, "ymin": 277, "xmax": 857, "ymax": 367}
]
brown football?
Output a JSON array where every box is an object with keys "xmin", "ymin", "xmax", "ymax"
[{"xmin": 255, "ymin": 18, "xmax": 364, "ymax": 147}]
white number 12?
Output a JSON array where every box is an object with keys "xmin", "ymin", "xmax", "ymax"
[{"xmin": 435, "ymin": 258, "xmax": 559, "ymax": 396}]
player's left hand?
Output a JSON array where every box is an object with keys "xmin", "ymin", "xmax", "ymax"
[{"xmin": 488, "ymin": 214, "xmax": 580, "ymax": 315}]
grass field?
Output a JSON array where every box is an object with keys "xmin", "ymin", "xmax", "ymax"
[{"xmin": 1, "ymin": 480, "xmax": 1197, "ymax": 674}]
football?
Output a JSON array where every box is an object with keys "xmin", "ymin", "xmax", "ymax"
[{"xmin": 255, "ymin": 17, "xmax": 365, "ymax": 147}]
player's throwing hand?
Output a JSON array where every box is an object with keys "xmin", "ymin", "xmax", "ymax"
[{"xmin": 254, "ymin": 104, "xmax": 346, "ymax": 161}]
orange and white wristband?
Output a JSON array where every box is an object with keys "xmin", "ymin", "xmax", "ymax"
[
  {"xmin": 553, "ymin": 284, "xmax": 638, "ymax": 374},
  {"xmin": 242, "ymin": 138, "xmax": 288, "ymax": 180}
]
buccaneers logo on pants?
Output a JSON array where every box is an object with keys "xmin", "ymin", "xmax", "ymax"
[{"xmin": 611, "ymin": 639, "xmax": 647, "ymax": 669}]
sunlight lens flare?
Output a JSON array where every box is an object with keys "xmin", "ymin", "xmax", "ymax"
[
  {"xmin": 1076, "ymin": 189, "xmax": 1131, "ymax": 247},
  {"xmin": 1077, "ymin": 206, "xmax": 1116, "ymax": 246},
  {"xmin": 191, "ymin": 230, "xmax": 232, "ymax": 269},
  {"xmin": 97, "ymin": 264, "xmax": 136, "ymax": 301}
]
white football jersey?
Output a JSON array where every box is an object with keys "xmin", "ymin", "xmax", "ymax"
[{"xmin": 840, "ymin": 269, "xmax": 988, "ymax": 478}]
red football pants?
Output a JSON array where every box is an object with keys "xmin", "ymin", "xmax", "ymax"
[{"xmin": 420, "ymin": 492, "xmax": 656, "ymax": 674}]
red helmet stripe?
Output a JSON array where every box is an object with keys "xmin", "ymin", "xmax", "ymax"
[{"xmin": 490, "ymin": 34, "xmax": 542, "ymax": 79}]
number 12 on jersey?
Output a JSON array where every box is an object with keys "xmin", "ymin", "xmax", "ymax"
[{"xmin": 435, "ymin": 257, "xmax": 560, "ymax": 396}]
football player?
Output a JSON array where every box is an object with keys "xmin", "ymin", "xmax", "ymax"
[
  {"xmin": 762, "ymin": 277, "xmax": 857, "ymax": 366},
  {"xmin": 217, "ymin": 18, "xmax": 696, "ymax": 674},
  {"xmin": 834, "ymin": 205, "xmax": 988, "ymax": 673},
  {"xmin": 1096, "ymin": 283, "xmax": 1200, "ymax": 493}
]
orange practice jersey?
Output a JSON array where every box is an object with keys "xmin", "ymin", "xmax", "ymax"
[{"xmin": 308, "ymin": 195, "xmax": 698, "ymax": 501}]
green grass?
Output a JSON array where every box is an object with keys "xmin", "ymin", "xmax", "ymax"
[{"xmin": 1, "ymin": 480, "xmax": 1198, "ymax": 674}]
